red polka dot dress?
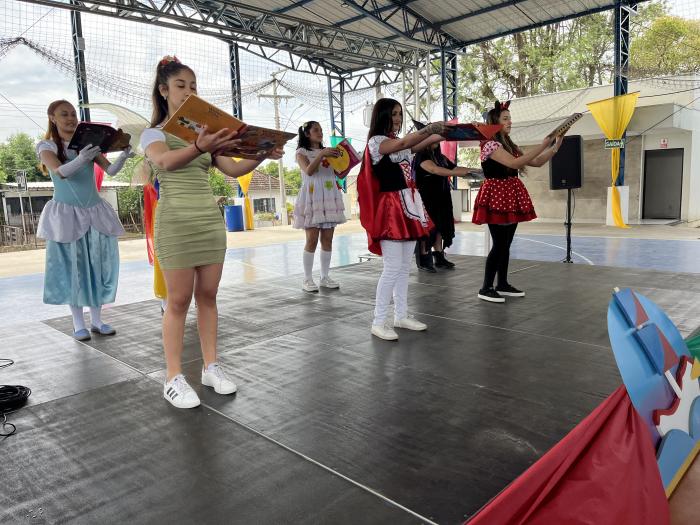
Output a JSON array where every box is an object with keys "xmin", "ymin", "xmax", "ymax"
[{"xmin": 472, "ymin": 140, "xmax": 537, "ymax": 225}]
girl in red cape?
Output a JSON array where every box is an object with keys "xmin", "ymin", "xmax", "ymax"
[
  {"xmin": 358, "ymin": 98, "xmax": 447, "ymax": 341},
  {"xmin": 473, "ymin": 100, "xmax": 562, "ymax": 303}
]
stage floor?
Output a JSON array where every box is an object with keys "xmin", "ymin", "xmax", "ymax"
[{"xmin": 2, "ymin": 256, "xmax": 700, "ymax": 524}]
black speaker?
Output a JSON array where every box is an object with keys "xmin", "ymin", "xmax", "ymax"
[{"xmin": 550, "ymin": 135, "xmax": 583, "ymax": 190}]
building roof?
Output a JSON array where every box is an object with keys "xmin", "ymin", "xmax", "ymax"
[{"xmin": 226, "ymin": 170, "xmax": 280, "ymax": 193}]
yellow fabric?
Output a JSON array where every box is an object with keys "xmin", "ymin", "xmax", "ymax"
[
  {"xmin": 692, "ymin": 359, "xmax": 700, "ymax": 381},
  {"xmin": 243, "ymin": 194, "xmax": 254, "ymax": 230},
  {"xmin": 238, "ymin": 171, "xmax": 253, "ymax": 194},
  {"xmin": 151, "ymin": 202, "xmax": 167, "ymax": 299},
  {"xmin": 231, "ymin": 161, "xmax": 255, "ymax": 230},
  {"xmin": 153, "ymin": 255, "xmax": 167, "ymax": 299},
  {"xmin": 586, "ymin": 92, "xmax": 639, "ymax": 228}
]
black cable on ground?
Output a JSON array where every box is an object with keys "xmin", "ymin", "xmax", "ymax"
[{"xmin": 0, "ymin": 359, "xmax": 31, "ymax": 437}]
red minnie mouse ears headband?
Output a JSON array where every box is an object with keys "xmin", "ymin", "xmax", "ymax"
[
  {"xmin": 495, "ymin": 100, "xmax": 511, "ymax": 111},
  {"xmin": 482, "ymin": 100, "xmax": 511, "ymax": 122}
]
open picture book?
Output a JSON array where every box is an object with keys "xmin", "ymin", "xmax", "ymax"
[
  {"xmin": 412, "ymin": 120, "xmax": 502, "ymax": 141},
  {"xmin": 326, "ymin": 139, "xmax": 361, "ymax": 178},
  {"xmin": 548, "ymin": 113, "xmax": 583, "ymax": 138},
  {"xmin": 162, "ymin": 95, "xmax": 296, "ymax": 160},
  {"xmin": 67, "ymin": 122, "xmax": 132, "ymax": 153}
]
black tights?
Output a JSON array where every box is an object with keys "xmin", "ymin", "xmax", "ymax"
[{"xmin": 482, "ymin": 223, "xmax": 518, "ymax": 290}]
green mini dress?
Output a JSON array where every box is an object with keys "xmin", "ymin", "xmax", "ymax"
[{"xmin": 150, "ymin": 132, "xmax": 226, "ymax": 270}]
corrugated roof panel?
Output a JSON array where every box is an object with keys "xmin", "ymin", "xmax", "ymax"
[{"xmin": 191, "ymin": 0, "xmax": 646, "ymax": 72}]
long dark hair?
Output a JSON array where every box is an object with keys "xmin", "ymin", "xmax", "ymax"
[
  {"xmin": 485, "ymin": 100, "xmax": 521, "ymax": 157},
  {"xmin": 367, "ymin": 98, "xmax": 401, "ymax": 140},
  {"xmin": 40, "ymin": 99, "xmax": 72, "ymax": 174},
  {"xmin": 297, "ymin": 121, "xmax": 323, "ymax": 150},
  {"xmin": 150, "ymin": 56, "xmax": 196, "ymax": 127}
]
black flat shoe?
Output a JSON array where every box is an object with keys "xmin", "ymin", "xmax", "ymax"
[
  {"xmin": 433, "ymin": 251, "xmax": 455, "ymax": 269},
  {"xmin": 417, "ymin": 252, "xmax": 437, "ymax": 273},
  {"xmin": 478, "ymin": 288, "xmax": 505, "ymax": 303},
  {"xmin": 496, "ymin": 283, "xmax": 525, "ymax": 297}
]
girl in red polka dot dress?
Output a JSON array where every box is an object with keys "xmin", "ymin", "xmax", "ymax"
[{"xmin": 473, "ymin": 100, "xmax": 563, "ymax": 303}]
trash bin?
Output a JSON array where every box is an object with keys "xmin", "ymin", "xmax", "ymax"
[{"xmin": 224, "ymin": 205, "xmax": 244, "ymax": 232}]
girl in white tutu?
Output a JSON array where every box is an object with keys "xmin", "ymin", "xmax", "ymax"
[{"xmin": 293, "ymin": 121, "xmax": 346, "ymax": 292}]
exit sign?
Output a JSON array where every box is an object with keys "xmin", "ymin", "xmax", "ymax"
[{"xmin": 604, "ymin": 139, "xmax": 625, "ymax": 149}]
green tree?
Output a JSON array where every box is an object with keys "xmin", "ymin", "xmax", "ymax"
[
  {"xmin": 208, "ymin": 168, "xmax": 234, "ymax": 197},
  {"xmin": 259, "ymin": 161, "xmax": 302, "ymax": 195},
  {"xmin": 455, "ymin": 2, "xmax": 667, "ymax": 119},
  {"xmin": 116, "ymin": 186, "xmax": 144, "ymax": 231},
  {"xmin": 0, "ymin": 133, "xmax": 43, "ymax": 183},
  {"xmin": 630, "ymin": 15, "xmax": 700, "ymax": 77}
]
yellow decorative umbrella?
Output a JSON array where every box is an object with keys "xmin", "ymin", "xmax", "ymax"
[{"xmin": 586, "ymin": 92, "xmax": 640, "ymax": 228}]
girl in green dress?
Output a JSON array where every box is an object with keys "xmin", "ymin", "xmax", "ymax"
[{"xmin": 142, "ymin": 56, "xmax": 282, "ymax": 409}]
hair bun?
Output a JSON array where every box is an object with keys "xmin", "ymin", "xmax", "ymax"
[{"xmin": 159, "ymin": 55, "xmax": 181, "ymax": 67}]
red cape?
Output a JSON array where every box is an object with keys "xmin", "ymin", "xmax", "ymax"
[
  {"xmin": 357, "ymin": 148, "xmax": 382, "ymax": 255},
  {"xmin": 143, "ymin": 183, "xmax": 157, "ymax": 265}
]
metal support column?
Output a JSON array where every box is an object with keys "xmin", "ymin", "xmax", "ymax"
[
  {"xmin": 441, "ymin": 49, "xmax": 458, "ymax": 121},
  {"xmin": 614, "ymin": 1, "xmax": 633, "ymax": 186},
  {"xmin": 70, "ymin": 0, "xmax": 90, "ymax": 121},
  {"xmin": 403, "ymin": 52, "xmax": 432, "ymax": 132},
  {"xmin": 327, "ymin": 76, "xmax": 345, "ymax": 137},
  {"xmin": 440, "ymin": 49, "xmax": 459, "ymax": 188},
  {"xmin": 229, "ymin": 42, "xmax": 243, "ymax": 119}
]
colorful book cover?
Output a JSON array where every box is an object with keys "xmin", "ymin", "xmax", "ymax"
[
  {"xmin": 326, "ymin": 139, "xmax": 360, "ymax": 178},
  {"xmin": 162, "ymin": 95, "xmax": 296, "ymax": 160}
]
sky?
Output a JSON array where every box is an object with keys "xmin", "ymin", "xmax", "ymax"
[
  {"xmin": 1, "ymin": 0, "xmax": 697, "ymax": 168},
  {"xmin": 0, "ymin": 0, "xmax": 383, "ymax": 167}
]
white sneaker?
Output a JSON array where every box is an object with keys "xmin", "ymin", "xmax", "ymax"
[
  {"xmin": 393, "ymin": 315, "xmax": 428, "ymax": 331},
  {"xmin": 302, "ymin": 279, "xmax": 319, "ymax": 293},
  {"xmin": 201, "ymin": 363, "xmax": 237, "ymax": 395},
  {"xmin": 319, "ymin": 277, "xmax": 340, "ymax": 289},
  {"xmin": 371, "ymin": 323, "xmax": 399, "ymax": 341},
  {"xmin": 164, "ymin": 374, "xmax": 201, "ymax": 409}
]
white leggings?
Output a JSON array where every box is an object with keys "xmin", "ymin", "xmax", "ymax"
[{"xmin": 373, "ymin": 240, "xmax": 416, "ymax": 325}]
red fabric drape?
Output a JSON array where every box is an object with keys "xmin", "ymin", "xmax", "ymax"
[
  {"xmin": 143, "ymin": 184, "xmax": 157, "ymax": 265},
  {"xmin": 357, "ymin": 148, "xmax": 382, "ymax": 255},
  {"xmin": 466, "ymin": 385, "xmax": 669, "ymax": 525},
  {"xmin": 94, "ymin": 161, "xmax": 105, "ymax": 192},
  {"xmin": 440, "ymin": 118, "xmax": 459, "ymax": 162}
]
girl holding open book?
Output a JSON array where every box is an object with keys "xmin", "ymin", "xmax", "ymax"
[
  {"xmin": 472, "ymin": 100, "xmax": 562, "ymax": 303},
  {"xmin": 293, "ymin": 121, "xmax": 346, "ymax": 292},
  {"xmin": 358, "ymin": 98, "xmax": 448, "ymax": 341},
  {"xmin": 36, "ymin": 100, "xmax": 132, "ymax": 341},
  {"xmin": 141, "ymin": 56, "xmax": 282, "ymax": 409}
]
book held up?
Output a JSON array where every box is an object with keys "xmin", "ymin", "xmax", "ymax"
[
  {"xmin": 68, "ymin": 123, "xmax": 132, "ymax": 153},
  {"xmin": 412, "ymin": 119, "xmax": 502, "ymax": 141},
  {"xmin": 326, "ymin": 139, "xmax": 361, "ymax": 178},
  {"xmin": 162, "ymin": 95, "xmax": 296, "ymax": 160}
]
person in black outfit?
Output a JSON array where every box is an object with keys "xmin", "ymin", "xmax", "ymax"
[
  {"xmin": 413, "ymin": 140, "xmax": 472, "ymax": 271},
  {"xmin": 472, "ymin": 100, "xmax": 562, "ymax": 303}
]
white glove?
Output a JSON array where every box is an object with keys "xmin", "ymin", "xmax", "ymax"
[
  {"xmin": 106, "ymin": 146, "xmax": 135, "ymax": 176},
  {"xmin": 56, "ymin": 144, "xmax": 101, "ymax": 179}
]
